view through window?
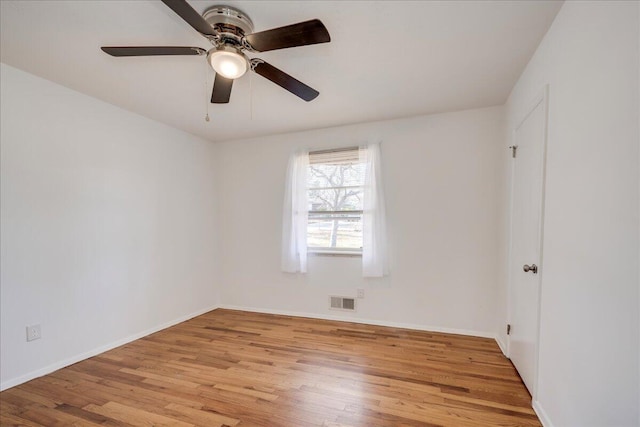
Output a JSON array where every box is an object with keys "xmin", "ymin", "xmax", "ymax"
[{"xmin": 307, "ymin": 148, "xmax": 363, "ymax": 253}]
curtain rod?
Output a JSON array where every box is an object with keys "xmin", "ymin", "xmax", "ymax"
[{"xmin": 309, "ymin": 146, "xmax": 359, "ymax": 155}]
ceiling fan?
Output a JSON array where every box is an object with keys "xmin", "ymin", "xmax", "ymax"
[{"xmin": 101, "ymin": 0, "xmax": 331, "ymax": 104}]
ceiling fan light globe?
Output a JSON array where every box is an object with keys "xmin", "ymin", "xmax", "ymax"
[{"xmin": 208, "ymin": 49, "xmax": 247, "ymax": 80}]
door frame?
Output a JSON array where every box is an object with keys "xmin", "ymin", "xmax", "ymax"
[{"xmin": 506, "ymin": 85, "xmax": 549, "ymax": 400}]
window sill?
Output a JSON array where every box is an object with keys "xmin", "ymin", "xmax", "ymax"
[{"xmin": 308, "ymin": 250, "xmax": 362, "ymax": 257}]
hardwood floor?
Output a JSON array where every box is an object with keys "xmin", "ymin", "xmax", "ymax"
[{"xmin": 0, "ymin": 309, "xmax": 540, "ymax": 426}]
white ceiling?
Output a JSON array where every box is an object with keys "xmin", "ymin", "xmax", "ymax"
[{"xmin": 0, "ymin": 1, "xmax": 562, "ymax": 143}]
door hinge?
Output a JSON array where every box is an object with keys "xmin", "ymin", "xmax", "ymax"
[
  {"xmin": 509, "ymin": 145, "xmax": 518, "ymax": 158},
  {"xmin": 507, "ymin": 324, "xmax": 511, "ymax": 335}
]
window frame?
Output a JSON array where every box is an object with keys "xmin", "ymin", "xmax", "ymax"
[{"xmin": 306, "ymin": 147, "xmax": 364, "ymax": 256}]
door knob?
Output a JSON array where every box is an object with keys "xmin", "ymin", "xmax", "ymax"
[{"xmin": 523, "ymin": 264, "xmax": 538, "ymax": 274}]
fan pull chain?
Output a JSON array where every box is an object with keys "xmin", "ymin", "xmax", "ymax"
[
  {"xmin": 204, "ymin": 61, "xmax": 210, "ymax": 122},
  {"xmin": 249, "ymin": 70, "xmax": 253, "ymax": 120}
]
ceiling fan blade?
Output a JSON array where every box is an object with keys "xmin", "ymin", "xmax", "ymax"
[
  {"xmin": 211, "ymin": 73, "xmax": 233, "ymax": 104},
  {"xmin": 101, "ymin": 46, "xmax": 205, "ymax": 57},
  {"xmin": 161, "ymin": 0, "xmax": 216, "ymax": 37},
  {"xmin": 244, "ymin": 19, "xmax": 330, "ymax": 52},
  {"xmin": 252, "ymin": 61, "xmax": 319, "ymax": 101}
]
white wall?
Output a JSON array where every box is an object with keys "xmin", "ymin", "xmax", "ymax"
[
  {"xmin": 504, "ymin": 2, "xmax": 639, "ymax": 426},
  {"xmin": 216, "ymin": 106, "xmax": 506, "ymax": 339},
  {"xmin": 0, "ymin": 64, "xmax": 219, "ymax": 390}
]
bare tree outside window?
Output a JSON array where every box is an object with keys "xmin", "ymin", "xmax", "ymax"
[{"xmin": 307, "ymin": 149, "xmax": 364, "ymax": 252}]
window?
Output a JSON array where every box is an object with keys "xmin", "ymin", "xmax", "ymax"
[
  {"xmin": 307, "ymin": 147, "xmax": 364, "ymax": 254},
  {"xmin": 281, "ymin": 143, "xmax": 388, "ymax": 276}
]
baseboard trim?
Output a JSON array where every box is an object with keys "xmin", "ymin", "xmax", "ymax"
[
  {"xmin": 0, "ymin": 304, "xmax": 220, "ymax": 391},
  {"xmin": 495, "ymin": 335, "xmax": 507, "ymax": 356},
  {"xmin": 219, "ymin": 304, "xmax": 497, "ymax": 340},
  {"xmin": 533, "ymin": 399, "xmax": 554, "ymax": 427}
]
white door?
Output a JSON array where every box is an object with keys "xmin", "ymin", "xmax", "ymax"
[{"xmin": 508, "ymin": 89, "xmax": 548, "ymax": 396}]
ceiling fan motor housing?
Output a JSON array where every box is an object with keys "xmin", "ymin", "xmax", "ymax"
[{"xmin": 203, "ymin": 5, "xmax": 254, "ymax": 46}]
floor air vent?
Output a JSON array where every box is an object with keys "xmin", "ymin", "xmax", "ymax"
[{"xmin": 330, "ymin": 296, "xmax": 356, "ymax": 311}]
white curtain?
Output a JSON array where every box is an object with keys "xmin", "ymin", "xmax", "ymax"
[
  {"xmin": 281, "ymin": 151, "xmax": 309, "ymax": 273},
  {"xmin": 361, "ymin": 143, "xmax": 389, "ymax": 277}
]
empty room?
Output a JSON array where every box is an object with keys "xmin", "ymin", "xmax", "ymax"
[{"xmin": 0, "ymin": 1, "xmax": 638, "ymax": 426}]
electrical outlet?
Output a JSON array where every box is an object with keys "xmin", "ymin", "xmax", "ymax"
[
  {"xmin": 357, "ymin": 288, "xmax": 365, "ymax": 299},
  {"xmin": 26, "ymin": 324, "xmax": 41, "ymax": 342}
]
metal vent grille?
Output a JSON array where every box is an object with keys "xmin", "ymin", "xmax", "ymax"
[{"xmin": 329, "ymin": 296, "xmax": 356, "ymax": 311}]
